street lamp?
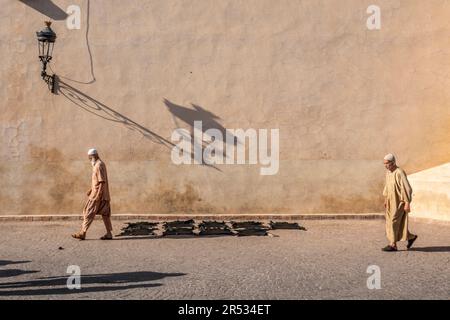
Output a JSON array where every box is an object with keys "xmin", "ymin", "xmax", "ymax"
[{"xmin": 36, "ymin": 21, "xmax": 57, "ymax": 93}]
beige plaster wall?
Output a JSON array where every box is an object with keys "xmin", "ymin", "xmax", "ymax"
[
  {"xmin": 1, "ymin": 0, "xmax": 449, "ymax": 215},
  {"xmin": 410, "ymin": 163, "xmax": 450, "ymax": 221}
]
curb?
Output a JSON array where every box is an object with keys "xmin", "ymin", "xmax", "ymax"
[{"xmin": 0, "ymin": 213, "xmax": 385, "ymax": 222}]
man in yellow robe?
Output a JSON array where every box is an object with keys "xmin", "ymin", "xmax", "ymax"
[
  {"xmin": 382, "ymin": 153, "xmax": 418, "ymax": 252},
  {"xmin": 72, "ymin": 148, "xmax": 113, "ymax": 240}
]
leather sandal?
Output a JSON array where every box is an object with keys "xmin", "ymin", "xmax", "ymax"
[
  {"xmin": 407, "ymin": 235, "xmax": 418, "ymax": 249},
  {"xmin": 71, "ymin": 232, "xmax": 85, "ymax": 240},
  {"xmin": 382, "ymin": 245, "xmax": 397, "ymax": 252}
]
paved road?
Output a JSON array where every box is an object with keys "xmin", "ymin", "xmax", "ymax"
[{"xmin": 0, "ymin": 219, "xmax": 449, "ymax": 299}]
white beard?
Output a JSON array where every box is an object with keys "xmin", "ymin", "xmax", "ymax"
[{"xmin": 91, "ymin": 159, "xmax": 96, "ymax": 167}]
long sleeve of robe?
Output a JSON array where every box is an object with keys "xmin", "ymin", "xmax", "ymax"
[{"xmin": 383, "ymin": 167, "xmax": 415, "ymax": 243}]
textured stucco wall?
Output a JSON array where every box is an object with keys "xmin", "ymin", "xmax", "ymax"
[{"xmin": 1, "ymin": 0, "xmax": 449, "ymax": 215}]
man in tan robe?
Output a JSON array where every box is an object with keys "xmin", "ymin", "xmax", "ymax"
[
  {"xmin": 72, "ymin": 148, "xmax": 113, "ymax": 240},
  {"xmin": 382, "ymin": 153, "xmax": 418, "ymax": 251}
]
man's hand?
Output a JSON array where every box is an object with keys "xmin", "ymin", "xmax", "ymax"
[{"xmin": 404, "ymin": 202, "xmax": 411, "ymax": 213}]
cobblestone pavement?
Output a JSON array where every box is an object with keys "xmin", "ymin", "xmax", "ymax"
[{"xmin": 0, "ymin": 219, "xmax": 449, "ymax": 299}]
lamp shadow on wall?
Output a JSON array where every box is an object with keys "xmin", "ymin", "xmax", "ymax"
[
  {"xmin": 18, "ymin": 0, "xmax": 68, "ymax": 20},
  {"xmin": 56, "ymin": 79, "xmax": 220, "ymax": 171},
  {"xmin": 164, "ymin": 99, "xmax": 239, "ymax": 162},
  {"xmin": 57, "ymin": 79, "xmax": 174, "ymax": 147}
]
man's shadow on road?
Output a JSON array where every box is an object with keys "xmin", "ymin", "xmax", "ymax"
[
  {"xmin": 0, "ymin": 271, "xmax": 185, "ymax": 296},
  {"xmin": 0, "ymin": 260, "xmax": 39, "ymax": 279},
  {"xmin": 0, "ymin": 260, "xmax": 31, "ymax": 267},
  {"xmin": 0, "ymin": 269, "xmax": 39, "ymax": 278},
  {"xmin": 408, "ymin": 246, "xmax": 450, "ymax": 252}
]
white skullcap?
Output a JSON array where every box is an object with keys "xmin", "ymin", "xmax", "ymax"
[
  {"xmin": 87, "ymin": 148, "xmax": 98, "ymax": 156},
  {"xmin": 384, "ymin": 153, "xmax": 396, "ymax": 162}
]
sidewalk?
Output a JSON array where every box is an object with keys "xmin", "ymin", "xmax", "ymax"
[{"xmin": 0, "ymin": 213, "xmax": 385, "ymax": 222}]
